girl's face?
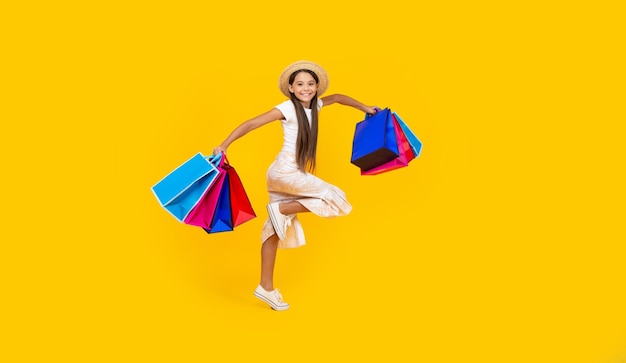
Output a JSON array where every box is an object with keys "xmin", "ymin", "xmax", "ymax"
[{"xmin": 289, "ymin": 72, "xmax": 318, "ymax": 107}]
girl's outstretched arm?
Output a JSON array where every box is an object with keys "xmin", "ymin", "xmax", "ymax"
[
  {"xmin": 321, "ymin": 94, "xmax": 377, "ymax": 115},
  {"xmin": 213, "ymin": 108, "xmax": 284, "ymax": 155}
]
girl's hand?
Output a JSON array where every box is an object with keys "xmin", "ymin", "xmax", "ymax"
[
  {"xmin": 364, "ymin": 106, "xmax": 378, "ymax": 115},
  {"xmin": 212, "ymin": 145, "xmax": 227, "ymax": 156}
]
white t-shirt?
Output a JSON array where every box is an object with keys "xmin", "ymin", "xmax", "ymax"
[
  {"xmin": 272, "ymin": 99, "xmax": 324, "ymax": 168},
  {"xmin": 274, "ymin": 98, "xmax": 323, "ymax": 125}
]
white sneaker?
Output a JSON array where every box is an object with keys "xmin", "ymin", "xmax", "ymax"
[
  {"xmin": 254, "ymin": 285, "xmax": 290, "ymax": 311},
  {"xmin": 266, "ymin": 202, "xmax": 292, "ymax": 241}
]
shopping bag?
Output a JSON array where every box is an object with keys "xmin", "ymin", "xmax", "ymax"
[
  {"xmin": 350, "ymin": 108, "xmax": 400, "ymax": 171},
  {"xmin": 223, "ymin": 156, "xmax": 256, "ymax": 227},
  {"xmin": 361, "ymin": 114, "xmax": 415, "ymax": 175},
  {"xmin": 151, "ymin": 152, "xmax": 220, "ymax": 222},
  {"xmin": 203, "ymin": 171, "xmax": 233, "ymax": 233},
  {"xmin": 183, "ymin": 153, "xmax": 227, "ymax": 228},
  {"xmin": 393, "ymin": 112, "xmax": 422, "ymax": 159},
  {"xmin": 203, "ymin": 155, "xmax": 256, "ymax": 234}
]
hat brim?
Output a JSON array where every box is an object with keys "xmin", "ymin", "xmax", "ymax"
[{"xmin": 278, "ymin": 60, "xmax": 329, "ymax": 98}]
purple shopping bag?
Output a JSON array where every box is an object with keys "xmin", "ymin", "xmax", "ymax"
[
  {"xmin": 203, "ymin": 170, "xmax": 233, "ymax": 233},
  {"xmin": 350, "ymin": 108, "xmax": 400, "ymax": 171},
  {"xmin": 361, "ymin": 113, "xmax": 415, "ymax": 175}
]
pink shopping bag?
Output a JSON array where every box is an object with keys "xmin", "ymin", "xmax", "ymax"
[{"xmin": 183, "ymin": 153, "xmax": 227, "ymax": 228}]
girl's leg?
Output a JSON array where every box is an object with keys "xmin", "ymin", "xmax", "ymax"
[
  {"xmin": 260, "ymin": 234, "xmax": 279, "ymax": 291},
  {"xmin": 260, "ymin": 201, "xmax": 309, "ymax": 291},
  {"xmin": 279, "ymin": 201, "xmax": 309, "ymax": 215},
  {"xmin": 256, "ymin": 234, "xmax": 290, "ymax": 310}
]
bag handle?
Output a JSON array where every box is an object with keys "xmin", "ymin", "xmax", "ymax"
[{"xmin": 206, "ymin": 152, "xmax": 224, "ymax": 167}]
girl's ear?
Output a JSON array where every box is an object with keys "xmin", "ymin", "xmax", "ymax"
[{"xmin": 288, "ymin": 85, "xmax": 293, "ymax": 93}]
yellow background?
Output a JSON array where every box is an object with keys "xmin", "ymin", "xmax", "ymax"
[{"xmin": 2, "ymin": 1, "xmax": 625, "ymax": 362}]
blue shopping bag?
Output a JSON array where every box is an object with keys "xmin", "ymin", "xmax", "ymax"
[
  {"xmin": 350, "ymin": 108, "xmax": 400, "ymax": 171},
  {"xmin": 203, "ymin": 171, "xmax": 234, "ymax": 234},
  {"xmin": 392, "ymin": 112, "xmax": 422, "ymax": 160},
  {"xmin": 151, "ymin": 153, "xmax": 220, "ymax": 222}
]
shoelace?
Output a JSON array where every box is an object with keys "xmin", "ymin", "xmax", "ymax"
[
  {"xmin": 283, "ymin": 215, "xmax": 293, "ymax": 231},
  {"xmin": 273, "ymin": 289, "xmax": 284, "ymax": 303}
]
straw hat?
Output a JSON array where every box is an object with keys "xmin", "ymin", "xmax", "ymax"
[{"xmin": 278, "ymin": 60, "xmax": 329, "ymax": 98}]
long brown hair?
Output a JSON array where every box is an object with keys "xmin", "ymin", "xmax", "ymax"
[{"xmin": 288, "ymin": 69, "xmax": 319, "ymax": 172}]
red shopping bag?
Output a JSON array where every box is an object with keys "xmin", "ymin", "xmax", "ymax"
[
  {"xmin": 361, "ymin": 113, "xmax": 414, "ymax": 175},
  {"xmin": 223, "ymin": 156, "xmax": 256, "ymax": 227}
]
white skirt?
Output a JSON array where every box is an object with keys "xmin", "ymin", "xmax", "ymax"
[{"xmin": 261, "ymin": 159, "xmax": 352, "ymax": 249}]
